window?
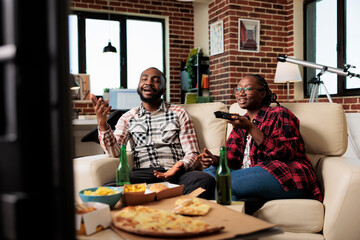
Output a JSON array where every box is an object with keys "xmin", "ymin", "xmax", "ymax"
[
  {"xmin": 304, "ymin": 0, "xmax": 360, "ymax": 97},
  {"xmin": 68, "ymin": 15, "xmax": 79, "ymax": 75},
  {"xmin": 85, "ymin": 18, "xmax": 120, "ymax": 95},
  {"xmin": 68, "ymin": 12, "xmax": 165, "ymax": 96},
  {"xmin": 345, "ymin": 0, "xmax": 360, "ymax": 89},
  {"xmin": 126, "ymin": 19, "xmax": 164, "ymax": 89}
]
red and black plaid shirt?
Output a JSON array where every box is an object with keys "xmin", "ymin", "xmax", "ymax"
[{"xmin": 226, "ymin": 105, "xmax": 323, "ymax": 202}]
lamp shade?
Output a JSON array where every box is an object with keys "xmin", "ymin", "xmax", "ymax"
[
  {"xmin": 103, "ymin": 41, "xmax": 117, "ymax": 53},
  {"xmin": 274, "ymin": 61, "xmax": 302, "ymax": 83},
  {"xmin": 70, "ymin": 75, "xmax": 80, "ymax": 90}
]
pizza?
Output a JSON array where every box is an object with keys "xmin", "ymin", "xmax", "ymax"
[
  {"xmin": 112, "ymin": 206, "xmax": 224, "ymax": 237},
  {"xmin": 149, "ymin": 183, "xmax": 168, "ymax": 193},
  {"xmin": 173, "ymin": 197, "xmax": 211, "ymax": 216}
]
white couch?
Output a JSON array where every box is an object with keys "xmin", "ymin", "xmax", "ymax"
[{"xmin": 73, "ymin": 102, "xmax": 360, "ymax": 240}]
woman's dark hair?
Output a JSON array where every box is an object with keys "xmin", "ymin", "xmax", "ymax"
[{"xmin": 248, "ymin": 74, "xmax": 280, "ymax": 106}]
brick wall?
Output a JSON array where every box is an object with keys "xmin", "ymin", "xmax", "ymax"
[
  {"xmin": 207, "ymin": 0, "xmax": 360, "ymax": 112},
  {"xmin": 73, "ymin": 100, "xmax": 95, "ymax": 116},
  {"xmin": 310, "ymin": 96, "xmax": 360, "ymax": 113},
  {"xmin": 70, "ymin": 0, "xmax": 360, "ymax": 114},
  {"xmin": 208, "ymin": 0, "xmax": 294, "ymax": 106},
  {"xmin": 70, "ymin": 0, "xmax": 194, "ymax": 107}
]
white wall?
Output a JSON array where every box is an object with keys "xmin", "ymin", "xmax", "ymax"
[
  {"xmin": 193, "ymin": 2, "xmax": 209, "ymax": 56},
  {"xmin": 343, "ymin": 113, "xmax": 360, "ymax": 159},
  {"xmin": 293, "ymin": 0, "xmax": 305, "ymax": 100}
]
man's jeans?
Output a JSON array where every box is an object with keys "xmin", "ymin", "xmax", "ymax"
[{"xmin": 105, "ymin": 167, "xmax": 216, "ymax": 200}]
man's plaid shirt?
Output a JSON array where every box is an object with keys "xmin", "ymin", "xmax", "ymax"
[
  {"xmin": 98, "ymin": 101, "xmax": 200, "ymax": 171},
  {"xmin": 226, "ymin": 105, "xmax": 323, "ymax": 202}
]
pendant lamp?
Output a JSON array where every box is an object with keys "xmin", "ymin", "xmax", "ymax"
[
  {"xmin": 103, "ymin": 41, "xmax": 117, "ymax": 53},
  {"xmin": 103, "ymin": 0, "xmax": 117, "ymax": 53}
]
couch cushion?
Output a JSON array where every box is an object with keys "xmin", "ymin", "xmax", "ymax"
[
  {"xmin": 253, "ymin": 199, "xmax": 324, "ymax": 233},
  {"xmin": 228, "ymin": 103, "xmax": 347, "ymax": 157},
  {"xmin": 181, "ymin": 102, "xmax": 228, "ymax": 156}
]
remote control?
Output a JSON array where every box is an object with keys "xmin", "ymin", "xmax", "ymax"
[{"xmin": 214, "ymin": 111, "xmax": 238, "ymax": 120}]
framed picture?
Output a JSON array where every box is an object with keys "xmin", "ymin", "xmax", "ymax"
[
  {"xmin": 210, "ymin": 20, "xmax": 224, "ymax": 56},
  {"xmin": 238, "ymin": 19, "xmax": 260, "ymax": 53}
]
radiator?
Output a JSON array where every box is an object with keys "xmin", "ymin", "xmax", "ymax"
[{"xmin": 73, "ymin": 124, "xmax": 104, "ymax": 158}]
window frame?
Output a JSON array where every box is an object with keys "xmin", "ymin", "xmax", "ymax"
[
  {"xmin": 71, "ymin": 11, "xmax": 166, "ymax": 91},
  {"xmin": 303, "ymin": 0, "xmax": 360, "ymax": 97}
]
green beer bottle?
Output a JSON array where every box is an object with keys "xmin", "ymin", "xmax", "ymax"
[
  {"xmin": 116, "ymin": 145, "xmax": 131, "ymax": 186},
  {"xmin": 216, "ymin": 146, "xmax": 231, "ymax": 205}
]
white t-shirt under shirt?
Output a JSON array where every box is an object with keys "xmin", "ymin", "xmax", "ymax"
[{"xmin": 241, "ymin": 134, "xmax": 252, "ymax": 169}]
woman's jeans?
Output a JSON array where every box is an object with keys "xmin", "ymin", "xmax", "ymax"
[{"xmin": 204, "ymin": 166, "xmax": 308, "ymax": 201}]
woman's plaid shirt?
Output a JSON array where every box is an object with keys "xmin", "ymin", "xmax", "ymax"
[
  {"xmin": 226, "ymin": 105, "xmax": 323, "ymax": 202},
  {"xmin": 98, "ymin": 101, "xmax": 200, "ymax": 171}
]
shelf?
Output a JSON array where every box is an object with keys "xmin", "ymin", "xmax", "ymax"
[
  {"xmin": 195, "ymin": 54, "xmax": 209, "ymax": 97},
  {"xmin": 181, "ymin": 54, "xmax": 209, "ymax": 103},
  {"xmin": 188, "ymin": 88, "xmax": 198, "ymax": 92}
]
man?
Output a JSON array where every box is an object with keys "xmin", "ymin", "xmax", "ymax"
[{"xmin": 90, "ymin": 67, "xmax": 215, "ymax": 199}]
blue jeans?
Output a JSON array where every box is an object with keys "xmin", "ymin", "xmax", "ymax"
[{"xmin": 204, "ymin": 166, "xmax": 308, "ymax": 201}]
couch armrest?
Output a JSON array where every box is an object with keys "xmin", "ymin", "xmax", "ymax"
[
  {"xmin": 318, "ymin": 156, "xmax": 360, "ymax": 240},
  {"xmin": 73, "ymin": 154, "xmax": 117, "ymax": 195},
  {"xmin": 73, "ymin": 153, "xmax": 134, "ymax": 195}
]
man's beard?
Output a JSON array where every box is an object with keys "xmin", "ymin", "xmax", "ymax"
[{"xmin": 137, "ymin": 87, "xmax": 164, "ymax": 103}]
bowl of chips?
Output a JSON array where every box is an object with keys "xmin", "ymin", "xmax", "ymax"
[{"xmin": 79, "ymin": 187, "xmax": 122, "ymax": 207}]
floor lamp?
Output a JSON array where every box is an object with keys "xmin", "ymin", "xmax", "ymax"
[{"xmin": 274, "ymin": 61, "xmax": 302, "ymax": 101}]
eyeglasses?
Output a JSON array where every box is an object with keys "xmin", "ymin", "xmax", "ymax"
[{"xmin": 234, "ymin": 87, "xmax": 265, "ymax": 95}]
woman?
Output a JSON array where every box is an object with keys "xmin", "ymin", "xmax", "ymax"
[{"xmin": 197, "ymin": 74, "xmax": 323, "ymax": 202}]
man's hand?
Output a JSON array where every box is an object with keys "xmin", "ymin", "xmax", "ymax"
[
  {"xmin": 90, "ymin": 94, "xmax": 112, "ymax": 131},
  {"xmin": 154, "ymin": 161, "xmax": 184, "ymax": 179},
  {"xmin": 196, "ymin": 148, "xmax": 219, "ymax": 169}
]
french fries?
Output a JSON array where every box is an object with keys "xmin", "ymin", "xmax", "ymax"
[
  {"xmin": 123, "ymin": 183, "xmax": 146, "ymax": 193},
  {"xmin": 83, "ymin": 187, "xmax": 120, "ymax": 196}
]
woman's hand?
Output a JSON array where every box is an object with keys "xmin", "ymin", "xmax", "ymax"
[
  {"xmin": 154, "ymin": 161, "xmax": 184, "ymax": 179},
  {"xmin": 90, "ymin": 94, "xmax": 112, "ymax": 131},
  {"xmin": 226, "ymin": 115, "xmax": 252, "ymax": 131},
  {"xmin": 228, "ymin": 115, "xmax": 264, "ymax": 145},
  {"xmin": 196, "ymin": 148, "xmax": 219, "ymax": 169}
]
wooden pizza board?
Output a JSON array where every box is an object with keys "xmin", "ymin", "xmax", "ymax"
[{"xmin": 110, "ymin": 195, "xmax": 276, "ymax": 240}]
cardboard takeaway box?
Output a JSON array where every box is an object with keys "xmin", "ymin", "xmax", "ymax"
[
  {"xmin": 75, "ymin": 202, "xmax": 112, "ymax": 235},
  {"xmin": 111, "ymin": 192, "xmax": 279, "ymax": 240},
  {"xmin": 122, "ymin": 182, "xmax": 184, "ymax": 206}
]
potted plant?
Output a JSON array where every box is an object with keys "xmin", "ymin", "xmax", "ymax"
[
  {"xmin": 186, "ymin": 48, "xmax": 203, "ymax": 89},
  {"xmin": 103, "ymin": 88, "xmax": 110, "ymax": 101}
]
